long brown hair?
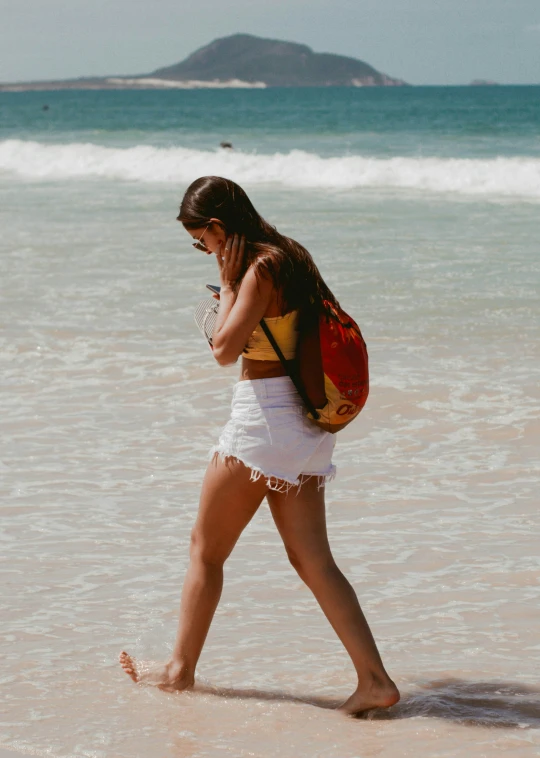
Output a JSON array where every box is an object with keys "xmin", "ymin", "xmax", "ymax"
[{"xmin": 177, "ymin": 176, "xmax": 338, "ymax": 320}]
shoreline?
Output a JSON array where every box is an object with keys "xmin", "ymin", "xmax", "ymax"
[
  {"xmin": 1, "ymin": 81, "xmax": 538, "ymax": 93},
  {"xmin": 0, "ymin": 77, "xmax": 269, "ymax": 92}
]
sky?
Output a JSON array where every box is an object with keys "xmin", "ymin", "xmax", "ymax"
[{"xmin": 1, "ymin": 0, "xmax": 539, "ymax": 85}]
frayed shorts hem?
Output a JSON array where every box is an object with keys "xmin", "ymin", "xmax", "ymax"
[{"xmin": 209, "ymin": 447, "xmax": 337, "ymax": 495}]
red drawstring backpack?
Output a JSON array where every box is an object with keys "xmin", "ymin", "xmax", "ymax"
[
  {"xmin": 260, "ymin": 300, "xmax": 369, "ymax": 434},
  {"xmin": 308, "ymin": 301, "xmax": 369, "ymax": 432}
]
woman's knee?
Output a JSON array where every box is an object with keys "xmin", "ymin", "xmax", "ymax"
[
  {"xmin": 285, "ymin": 544, "xmax": 336, "ymax": 584},
  {"xmin": 189, "ymin": 527, "xmax": 229, "ymax": 568}
]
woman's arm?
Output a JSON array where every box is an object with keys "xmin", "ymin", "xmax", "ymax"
[{"xmin": 211, "ymin": 234, "xmax": 273, "ymax": 366}]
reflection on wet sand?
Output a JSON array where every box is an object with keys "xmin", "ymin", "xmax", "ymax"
[{"xmin": 192, "ymin": 678, "xmax": 540, "ymax": 728}]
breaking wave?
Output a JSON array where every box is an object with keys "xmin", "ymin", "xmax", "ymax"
[{"xmin": 2, "ymin": 139, "xmax": 540, "ymax": 199}]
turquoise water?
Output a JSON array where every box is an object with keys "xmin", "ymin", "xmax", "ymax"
[
  {"xmin": 1, "ymin": 88, "xmax": 540, "ymax": 757},
  {"xmin": 2, "ymin": 87, "xmax": 540, "ymax": 195},
  {"xmin": 2, "ymin": 87, "xmax": 540, "ymax": 156}
]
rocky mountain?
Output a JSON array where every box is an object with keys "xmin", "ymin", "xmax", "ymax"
[
  {"xmin": 0, "ymin": 34, "xmax": 407, "ymax": 91},
  {"xmin": 151, "ymin": 34, "xmax": 407, "ymax": 87}
]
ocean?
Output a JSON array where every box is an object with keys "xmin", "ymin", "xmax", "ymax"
[{"xmin": 1, "ymin": 86, "xmax": 539, "ymax": 758}]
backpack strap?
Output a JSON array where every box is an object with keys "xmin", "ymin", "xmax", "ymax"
[{"xmin": 259, "ymin": 319, "xmax": 321, "ymax": 421}]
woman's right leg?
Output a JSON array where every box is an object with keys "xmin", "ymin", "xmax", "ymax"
[{"xmin": 120, "ymin": 454, "xmax": 268, "ymax": 689}]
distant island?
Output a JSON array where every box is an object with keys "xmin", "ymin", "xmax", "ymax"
[
  {"xmin": 469, "ymin": 79, "xmax": 500, "ymax": 86},
  {"xmin": 0, "ymin": 34, "xmax": 408, "ymax": 91}
]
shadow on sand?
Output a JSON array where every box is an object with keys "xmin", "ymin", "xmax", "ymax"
[{"xmin": 195, "ymin": 678, "xmax": 540, "ymax": 728}]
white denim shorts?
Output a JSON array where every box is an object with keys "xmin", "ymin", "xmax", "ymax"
[{"xmin": 210, "ymin": 376, "xmax": 336, "ymax": 492}]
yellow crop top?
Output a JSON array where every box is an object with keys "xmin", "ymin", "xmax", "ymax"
[{"xmin": 244, "ymin": 310, "xmax": 299, "ymax": 361}]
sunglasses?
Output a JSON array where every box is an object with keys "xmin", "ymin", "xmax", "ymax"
[{"xmin": 192, "ymin": 224, "xmax": 210, "ymax": 252}]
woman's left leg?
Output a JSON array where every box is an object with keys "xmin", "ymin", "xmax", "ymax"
[
  {"xmin": 266, "ymin": 476, "xmax": 400, "ymax": 715},
  {"xmin": 120, "ymin": 454, "xmax": 268, "ymax": 690}
]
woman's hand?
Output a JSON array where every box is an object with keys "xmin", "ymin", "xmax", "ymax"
[{"xmin": 216, "ymin": 233, "xmax": 245, "ymax": 290}]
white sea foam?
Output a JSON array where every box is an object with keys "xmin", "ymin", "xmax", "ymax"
[{"xmin": 2, "ymin": 139, "xmax": 540, "ymax": 198}]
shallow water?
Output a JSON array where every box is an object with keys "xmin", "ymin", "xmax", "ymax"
[{"xmin": 1, "ymin": 89, "xmax": 540, "ymax": 756}]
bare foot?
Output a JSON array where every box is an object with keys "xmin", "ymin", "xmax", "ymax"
[
  {"xmin": 338, "ymin": 676, "xmax": 400, "ymax": 716},
  {"xmin": 119, "ymin": 651, "xmax": 195, "ymax": 692}
]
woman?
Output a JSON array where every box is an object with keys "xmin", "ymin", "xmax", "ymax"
[{"xmin": 120, "ymin": 176, "xmax": 399, "ymax": 715}]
